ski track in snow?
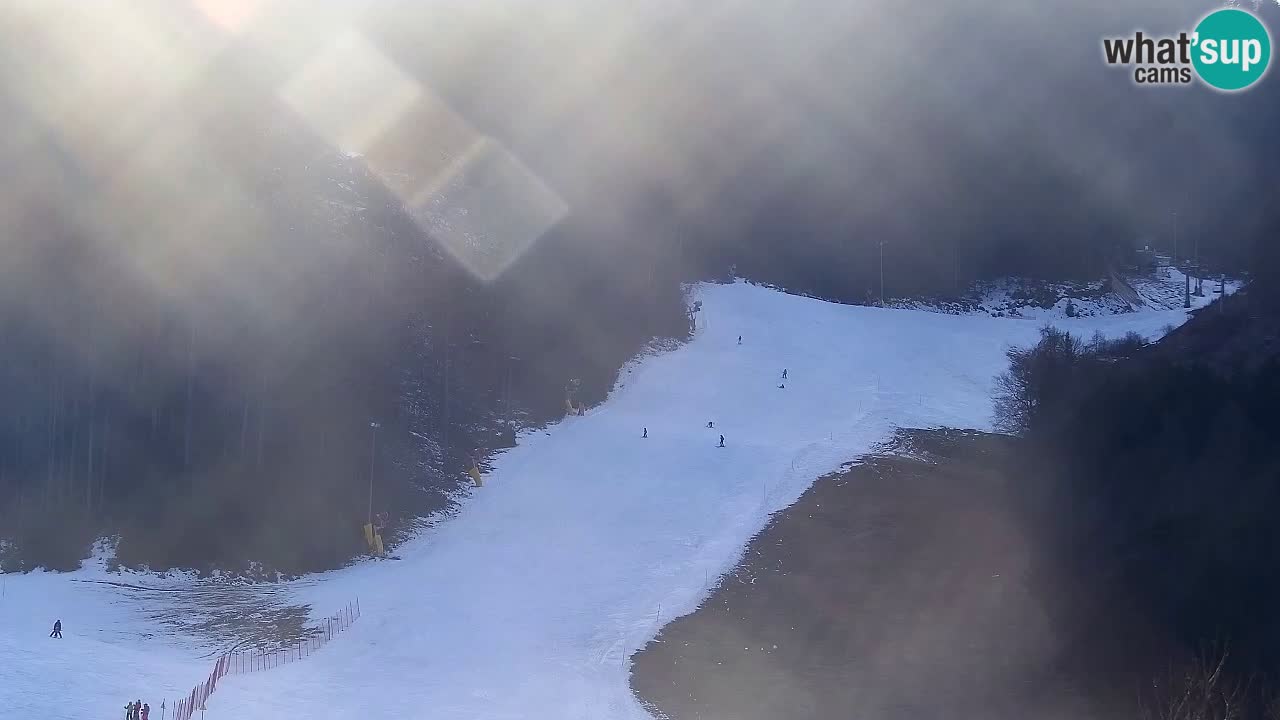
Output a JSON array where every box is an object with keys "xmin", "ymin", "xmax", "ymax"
[{"xmin": 1, "ymin": 280, "xmax": 1219, "ymax": 720}]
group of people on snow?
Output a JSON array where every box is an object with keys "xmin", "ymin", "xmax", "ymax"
[{"xmin": 638, "ymin": 334, "xmax": 789, "ymax": 448}]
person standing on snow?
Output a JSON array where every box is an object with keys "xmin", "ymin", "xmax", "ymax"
[
  {"xmin": 737, "ymin": 335, "xmax": 742, "ymax": 345},
  {"xmin": 718, "ymin": 434, "xmax": 725, "ymax": 448},
  {"xmin": 140, "ymin": 702, "xmax": 150, "ymax": 720},
  {"xmin": 642, "ymin": 427, "xmax": 648, "ymax": 438},
  {"xmin": 782, "ymin": 369, "xmax": 787, "ymax": 380},
  {"xmin": 49, "ymin": 619, "xmax": 61, "ymax": 638}
]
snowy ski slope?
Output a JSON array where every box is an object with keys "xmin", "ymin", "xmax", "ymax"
[{"xmin": 0, "ymin": 280, "xmax": 1215, "ymax": 720}]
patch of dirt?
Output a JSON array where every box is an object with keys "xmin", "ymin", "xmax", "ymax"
[{"xmin": 630, "ymin": 429, "xmax": 1163, "ymax": 720}]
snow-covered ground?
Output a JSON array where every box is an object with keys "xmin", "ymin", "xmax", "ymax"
[
  {"xmin": 1, "ymin": 280, "xmax": 1217, "ymax": 720},
  {"xmin": 892, "ymin": 268, "xmax": 1238, "ymax": 320}
]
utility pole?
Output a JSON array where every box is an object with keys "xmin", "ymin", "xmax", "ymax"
[
  {"xmin": 1172, "ymin": 210, "xmax": 1178, "ymax": 267},
  {"xmin": 367, "ymin": 421, "xmax": 380, "ymax": 527}
]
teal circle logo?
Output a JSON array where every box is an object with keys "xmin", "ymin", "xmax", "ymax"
[{"xmin": 1192, "ymin": 8, "xmax": 1271, "ymax": 91}]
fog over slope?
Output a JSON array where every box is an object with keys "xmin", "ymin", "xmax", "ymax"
[{"xmin": 0, "ymin": 0, "xmax": 1275, "ymax": 570}]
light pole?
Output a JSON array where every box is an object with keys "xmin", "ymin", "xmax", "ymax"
[
  {"xmin": 1194, "ymin": 228, "xmax": 1203, "ymax": 296},
  {"xmin": 367, "ymin": 421, "xmax": 380, "ymax": 527},
  {"xmin": 953, "ymin": 238, "xmax": 959, "ymax": 294},
  {"xmin": 879, "ymin": 239, "xmax": 887, "ymax": 306},
  {"xmin": 504, "ymin": 356, "xmax": 519, "ymax": 432}
]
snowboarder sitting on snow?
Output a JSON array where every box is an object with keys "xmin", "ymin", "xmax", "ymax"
[
  {"xmin": 706, "ymin": 421, "xmax": 714, "ymax": 428},
  {"xmin": 718, "ymin": 434, "xmax": 725, "ymax": 448},
  {"xmin": 49, "ymin": 619, "xmax": 61, "ymax": 638}
]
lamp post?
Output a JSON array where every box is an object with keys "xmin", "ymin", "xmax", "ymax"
[
  {"xmin": 879, "ymin": 239, "xmax": 888, "ymax": 306},
  {"xmin": 367, "ymin": 421, "xmax": 380, "ymax": 527},
  {"xmin": 504, "ymin": 356, "xmax": 519, "ymax": 433}
]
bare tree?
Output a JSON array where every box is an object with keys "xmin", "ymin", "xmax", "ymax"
[
  {"xmin": 1139, "ymin": 645, "xmax": 1250, "ymax": 720},
  {"xmin": 993, "ymin": 326, "xmax": 1086, "ymax": 433}
]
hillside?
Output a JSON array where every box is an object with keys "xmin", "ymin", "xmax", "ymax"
[
  {"xmin": 0, "ymin": 54, "xmax": 688, "ymax": 574},
  {"xmin": 630, "ymin": 430, "xmax": 1148, "ymax": 720},
  {"xmin": 0, "ymin": 281, "xmax": 1204, "ymax": 719},
  {"xmin": 1013, "ymin": 288, "xmax": 1280, "ymax": 703},
  {"xmin": 5, "ymin": 0, "xmax": 1280, "ymax": 574}
]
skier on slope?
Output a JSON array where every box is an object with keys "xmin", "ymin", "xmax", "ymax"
[
  {"xmin": 642, "ymin": 427, "xmax": 648, "ymax": 438},
  {"xmin": 718, "ymin": 434, "xmax": 725, "ymax": 448},
  {"xmin": 737, "ymin": 335, "xmax": 742, "ymax": 345},
  {"xmin": 782, "ymin": 369, "xmax": 787, "ymax": 380},
  {"xmin": 49, "ymin": 619, "xmax": 61, "ymax": 638}
]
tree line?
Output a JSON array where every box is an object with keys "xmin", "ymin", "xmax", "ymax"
[{"xmin": 993, "ymin": 277, "xmax": 1280, "ymax": 716}]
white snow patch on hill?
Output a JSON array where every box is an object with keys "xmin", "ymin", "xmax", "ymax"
[
  {"xmin": 0, "ymin": 280, "xmax": 1212, "ymax": 720},
  {"xmin": 893, "ymin": 269, "xmax": 1237, "ymax": 321}
]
